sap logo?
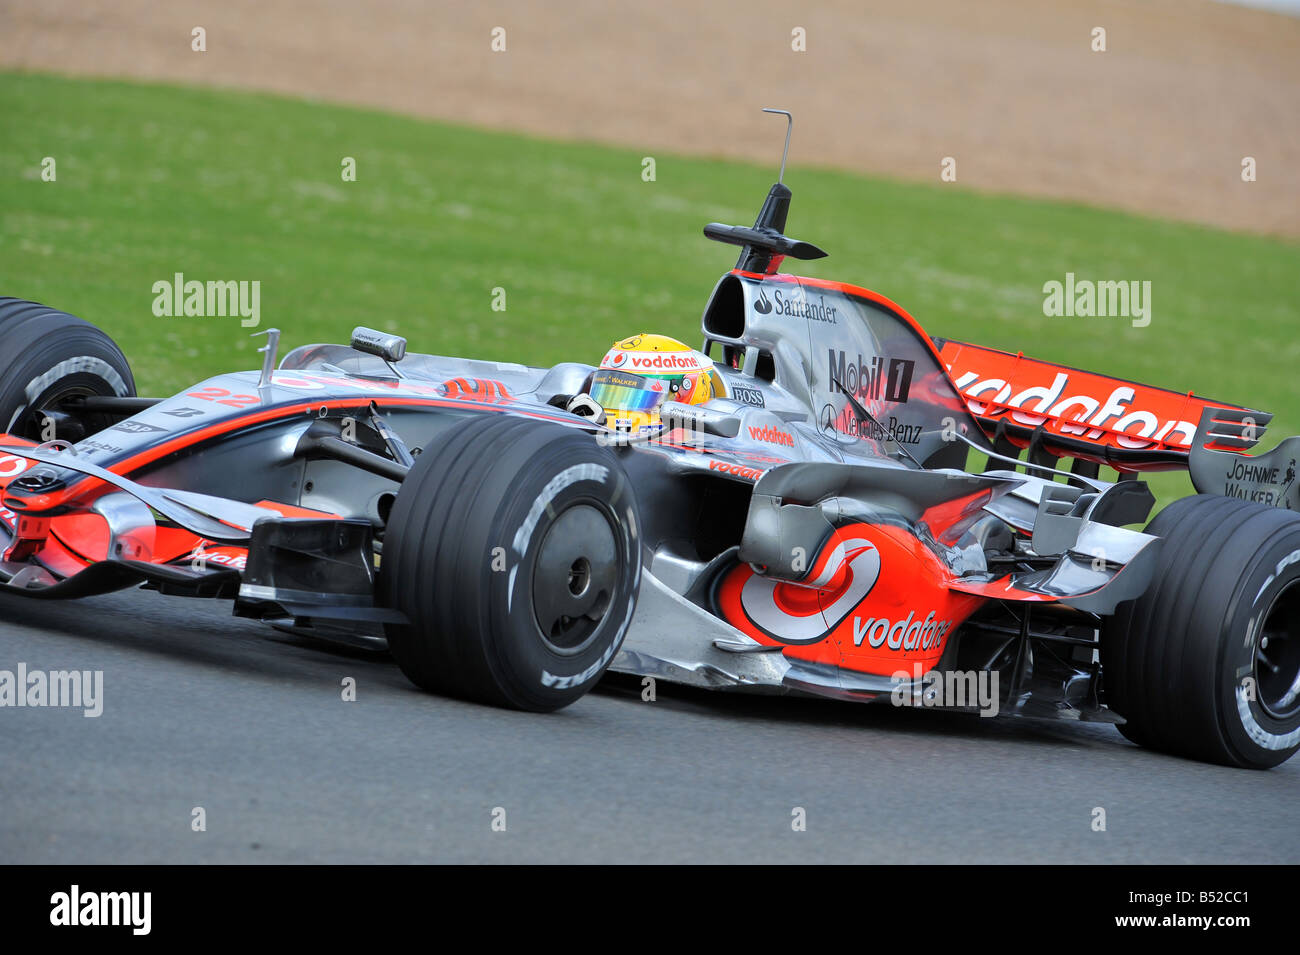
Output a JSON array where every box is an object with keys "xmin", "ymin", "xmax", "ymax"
[
  {"xmin": 731, "ymin": 386, "xmax": 765, "ymax": 407},
  {"xmin": 852, "ymin": 611, "xmax": 952, "ymax": 651},
  {"xmin": 747, "ymin": 425, "xmax": 794, "ymax": 447},
  {"xmin": 829, "ymin": 351, "xmax": 915, "ymax": 403},
  {"xmin": 111, "ymin": 420, "xmax": 166, "ymax": 435}
]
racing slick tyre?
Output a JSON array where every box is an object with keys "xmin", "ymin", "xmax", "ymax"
[
  {"xmin": 0, "ymin": 297, "xmax": 136, "ymax": 443},
  {"xmin": 380, "ymin": 414, "xmax": 642, "ymax": 712},
  {"xmin": 1103, "ymin": 494, "xmax": 1300, "ymax": 769}
]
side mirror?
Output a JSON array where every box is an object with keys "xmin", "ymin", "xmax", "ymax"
[
  {"xmin": 351, "ymin": 327, "xmax": 407, "ymax": 363},
  {"xmin": 660, "ymin": 401, "xmax": 741, "ymax": 438}
]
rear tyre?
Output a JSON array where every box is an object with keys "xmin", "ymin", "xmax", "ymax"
[
  {"xmin": 1103, "ymin": 494, "xmax": 1300, "ymax": 769},
  {"xmin": 0, "ymin": 297, "xmax": 135, "ymax": 443},
  {"xmin": 380, "ymin": 414, "xmax": 641, "ymax": 711}
]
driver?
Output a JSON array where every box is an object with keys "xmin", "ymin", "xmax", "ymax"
[{"xmin": 567, "ymin": 334, "xmax": 724, "ymax": 434}]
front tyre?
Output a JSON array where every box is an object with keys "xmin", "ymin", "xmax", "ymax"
[
  {"xmin": 380, "ymin": 414, "xmax": 642, "ymax": 711},
  {"xmin": 1103, "ymin": 494, "xmax": 1300, "ymax": 769},
  {"xmin": 0, "ymin": 297, "xmax": 135, "ymax": 442}
]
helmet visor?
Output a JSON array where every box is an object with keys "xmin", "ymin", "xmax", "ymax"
[{"xmin": 589, "ymin": 369, "xmax": 668, "ymax": 415}]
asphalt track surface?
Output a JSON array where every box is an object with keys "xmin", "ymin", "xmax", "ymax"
[{"xmin": 2, "ymin": 588, "xmax": 1296, "ymax": 864}]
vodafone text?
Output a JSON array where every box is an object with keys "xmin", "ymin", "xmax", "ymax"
[{"xmin": 951, "ymin": 370, "xmax": 1197, "ymax": 450}]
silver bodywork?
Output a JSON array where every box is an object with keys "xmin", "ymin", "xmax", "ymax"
[{"xmin": 0, "ymin": 273, "xmax": 1167, "ymax": 708}]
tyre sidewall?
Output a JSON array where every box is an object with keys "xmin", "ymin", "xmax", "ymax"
[
  {"xmin": 483, "ymin": 443, "xmax": 640, "ymax": 709},
  {"xmin": 1219, "ymin": 537, "xmax": 1300, "ymax": 767},
  {"xmin": 0, "ymin": 326, "xmax": 134, "ymax": 436}
]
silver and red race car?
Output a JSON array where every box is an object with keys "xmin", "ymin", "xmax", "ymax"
[{"xmin": 2, "ymin": 149, "xmax": 1298, "ymax": 769}]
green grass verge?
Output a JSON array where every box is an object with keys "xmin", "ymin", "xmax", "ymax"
[{"xmin": 2, "ymin": 71, "xmax": 1296, "ymax": 506}]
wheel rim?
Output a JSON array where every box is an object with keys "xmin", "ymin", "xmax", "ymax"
[
  {"xmin": 1255, "ymin": 579, "xmax": 1300, "ymax": 721},
  {"xmin": 9, "ymin": 376, "xmax": 108, "ymax": 443},
  {"xmin": 531, "ymin": 502, "xmax": 620, "ymax": 655}
]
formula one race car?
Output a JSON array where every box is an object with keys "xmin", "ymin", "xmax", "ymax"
[{"xmin": 2, "ymin": 126, "xmax": 1298, "ymax": 770}]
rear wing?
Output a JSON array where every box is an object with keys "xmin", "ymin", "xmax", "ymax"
[{"xmin": 934, "ymin": 338, "xmax": 1269, "ymax": 475}]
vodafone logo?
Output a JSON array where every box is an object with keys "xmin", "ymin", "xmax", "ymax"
[
  {"xmin": 610, "ymin": 352, "xmax": 627, "ymax": 368},
  {"xmin": 951, "ymin": 370, "xmax": 1198, "ymax": 450},
  {"xmin": 630, "ymin": 353, "xmax": 703, "ymax": 371},
  {"xmin": 852, "ymin": 610, "xmax": 951, "ymax": 652},
  {"xmin": 739, "ymin": 539, "xmax": 880, "ymax": 644},
  {"xmin": 708, "ymin": 459, "xmax": 765, "ymax": 482},
  {"xmin": 192, "ymin": 547, "xmax": 248, "ymax": 571},
  {"xmin": 747, "ymin": 425, "xmax": 794, "ymax": 447},
  {"xmin": 0, "ymin": 454, "xmax": 33, "ymax": 480}
]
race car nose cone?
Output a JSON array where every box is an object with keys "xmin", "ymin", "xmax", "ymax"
[{"xmin": 12, "ymin": 467, "xmax": 63, "ymax": 492}]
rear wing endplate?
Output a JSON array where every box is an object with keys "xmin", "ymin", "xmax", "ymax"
[{"xmin": 1188, "ymin": 407, "xmax": 1300, "ymax": 511}]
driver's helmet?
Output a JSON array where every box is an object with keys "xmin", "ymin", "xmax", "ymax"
[{"xmin": 589, "ymin": 333, "xmax": 724, "ymax": 432}]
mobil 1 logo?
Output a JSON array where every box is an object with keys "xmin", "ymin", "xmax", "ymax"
[{"xmin": 829, "ymin": 350, "xmax": 915, "ymax": 403}]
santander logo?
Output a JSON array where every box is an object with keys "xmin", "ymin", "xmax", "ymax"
[{"xmin": 739, "ymin": 538, "xmax": 880, "ymax": 644}]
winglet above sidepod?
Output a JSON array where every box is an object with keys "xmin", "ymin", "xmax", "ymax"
[
  {"xmin": 704, "ymin": 183, "xmax": 827, "ymax": 275},
  {"xmin": 703, "ymin": 111, "xmax": 826, "ymax": 274}
]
